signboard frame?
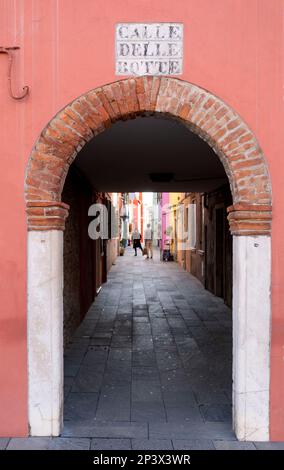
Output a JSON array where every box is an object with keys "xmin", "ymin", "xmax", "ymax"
[{"xmin": 115, "ymin": 22, "xmax": 184, "ymax": 76}]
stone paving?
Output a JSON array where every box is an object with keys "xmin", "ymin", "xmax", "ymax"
[{"xmin": 4, "ymin": 248, "xmax": 284, "ymax": 450}]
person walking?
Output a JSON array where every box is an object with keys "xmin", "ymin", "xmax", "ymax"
[
  {"xmin": 144, "ymin": 223, "xmax": 153, "ymax": 259},
  {"xmin": 132, "ymin": 228, "xmax": 143, "ymax": 256}
]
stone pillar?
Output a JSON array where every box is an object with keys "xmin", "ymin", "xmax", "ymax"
[
  {"xmin": 228, "ymin": 204, "xmax": 272, "ymax": 441},
  {"xmin": 27, "ymin": 202, "xmax": 68, "ymax": 436}
]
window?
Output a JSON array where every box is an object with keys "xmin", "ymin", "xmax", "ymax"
[{"xmin": 188, "ymin": 201, "xmax": 196, "ymax": 249}]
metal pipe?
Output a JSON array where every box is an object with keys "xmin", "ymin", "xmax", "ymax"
[{"xmin": 0, "ymin": 46, "xmax": 29, "ymax": 100}]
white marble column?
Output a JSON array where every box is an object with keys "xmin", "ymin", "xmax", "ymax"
[
  {"xmin": 27, "ymin": 230, "xmax": 64, "ymax": 436},
  {"xmin": 233, "ymin": 235, "xmax": 271, "ymax": 441}
]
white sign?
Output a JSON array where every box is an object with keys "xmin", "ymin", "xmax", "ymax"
[{"xmin": 115, "ymin": 23, "xmax": 183, "ymax": 76}]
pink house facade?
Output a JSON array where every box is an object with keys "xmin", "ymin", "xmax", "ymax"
[
  {"xmin": 0, "ymin": 0, "xmax": 284, "ymax": 441},
  {"xmin": 159, "ymin": 192, "xmax": 170, "ymax": 251}
]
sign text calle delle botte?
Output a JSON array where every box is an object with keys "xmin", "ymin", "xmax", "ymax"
[{"xmin": 115, "ymin": 23, "xmax": 183, "ymax": 76}]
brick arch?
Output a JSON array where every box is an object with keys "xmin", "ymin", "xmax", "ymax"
[{"xmin": 25, "ymin": 77, "xmax": 272, "ymax": 234}]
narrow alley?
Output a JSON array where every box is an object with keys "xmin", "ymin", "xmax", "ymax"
[
  {"xmin": 5, "ymin": 248, "xmax": 279, "ymax": 450},
  {"xmin": 63, "ymin": 247, "xmax": 234, "ymax": 449}
]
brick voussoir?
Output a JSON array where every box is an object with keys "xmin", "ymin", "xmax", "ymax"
[
  {"xmin": 128, "ymin": 78, "xmax": 141, "ymax": 115},
  {"xmin": 59, "ymin": 108, "xmax": 93, "ymax": 140},
  {"xmin": 143, "ymin": 76, "xmax": 153, "ymax": 111},
  {"xmin": 99, "ymin": 86, "xmax": 122, "ymax": 121},
  {"xmin": 85, "ymin": 90, "xmax": 113, "ymax": 126},
  {"xmin": 71, "ymin": 98, "xmax": 106, "ymax": 134},
  {"xmin": 135, "ymin": 76, "xmax": 148, "ymax": 113},
  {"xmin": 118, "ymin": 80, "xmax": 137, "ymax": 118},
  {"xmin": 111, "ymin": 82, "xmax": 130, "ymax": 119},
  {"xmin": 49, "ymin": 119, "xmax": 84, "ymax": 149}
]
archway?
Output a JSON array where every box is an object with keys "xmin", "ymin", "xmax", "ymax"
[{"xmin": 25, "ymin": 77, "xmax": 272, "ymax": 441}]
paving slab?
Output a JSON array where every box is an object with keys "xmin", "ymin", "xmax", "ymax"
[
  {"xmin": 71, "ymin": 366, "xmax": 104, "ymax": 393},
  {"xmin": 7, "ymin": 438, "xmax": 51, "ymax": 450},
  {"xmin": 149, "ymin": 422, "xmax": 236, "ymax": 440},
  {"xmin": 132, "ymin": 439, "xmax": 173, "ymax": 450},
  {"xmin": 131, "ymin": 401, "xmax": 166, "ymax": 422},
  {"xmin": 213, "ymin": 440, "xmax": 256, "ymax": 450},
  {"xmin": 96, "ymin": 385, "xmax": 131, "ymax": 421},
  {"xmin": 65, "ymin": 392, "xmax": 99, "ymax": 420},
  {"xmin": 49, "ymin": 437, "xmax": 90, "ymax": 450},
  {"xmin": 254, "ymin": 442, "xmax": 284, "ymax": 450},
  {"xmin": 62, "ymin": 420, "xmax": 148, "ymax": 439},
  {"xmin": 173, "ymin": 439, "xmax": 214, "ymax": 450},
  {"xmin": 91, "ymin": 438, "xmax": 131, "ymax": 450},
  {"xmin": 200, "ymin": 404, "xmax": 232, "ymax": 423},
  {"xmin": 0, "ymin": 438, "xmax": 9, "ymax": 450}
]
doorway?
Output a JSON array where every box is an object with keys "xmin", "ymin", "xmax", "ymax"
[
  {"xmin": 63, "ymin": 244, "xmax": 233, "ymax": 446},
  {"xmin": 25, "ymin": 77, "xmax": 272, "ymax": 441}
]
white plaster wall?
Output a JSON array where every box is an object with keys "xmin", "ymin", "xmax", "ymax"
[
  {"xmin": 27, "ymin": 230, "xmax": 64, "ymax": 436},
  {"xmin": 233, "ymin": 235, "xmax": 271, "ymax": 441}
]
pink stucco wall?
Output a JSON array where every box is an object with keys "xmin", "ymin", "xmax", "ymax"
[{"xmin": 0, "ymin": 0, "xmax": 283, "ymax": 438}]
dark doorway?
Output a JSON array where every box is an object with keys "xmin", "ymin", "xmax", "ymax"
[{"xmin": 62, "ymin": 116, "xmax": 233, "ymax": 447}]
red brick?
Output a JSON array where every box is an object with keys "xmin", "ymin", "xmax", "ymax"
[
  {"xmin": 231, "ymin": 158, "xmax": 263, "ymax": 170},
  {"xmin": 203, "ymin": 97, "xmax": 215, "ymax": 110},
  {"xmin": 178, "ymin": 103, "xmax": 191, "ymax": 120},
  {"xmin": 100, "ymin": 86, "xmax": 121, "ymax": 121},
  {"xmin": 112, "ymin": 82, "xmax": 129, "ymax": 119},
  {"xmin": 135, "ymin": 76, "xmax": 145, "ymax": 95},
  {"xmin": 227, "ymin": 118, "xmax": 241, "ymax": 130},
  {"xmin": 152, "ymin": 78, "xmax": 163, "ymax": 110},
  {"xmin": 212, "ymin": 127, "xmax": 227, "ymax": 141},
  {"xmin": 239, "ymin": 133, "xmax": 252, "ymax": 143},
  {"xmin": 87, "ymin": 90, "xmax": 113, "ymax": 124},
  {"xmin": 49, "ymin": 120, "xmax": 82, "ymax": 148},
  {"xmin": 72, "ymin": 98, "xmax": 105, "ymax": 132},
  {"xmin": 215, "ymin": 106, "xmax": 228, "ymax": 120},
  {"xmin": 59, "ymin": 109, "xmax": 92, "ymax": 139}
]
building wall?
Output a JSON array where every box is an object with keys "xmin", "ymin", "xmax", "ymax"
[
  {"xmin": 168, "ymin": 193, "xmax": 181, "ymax": 259},
  {"xmin": 188, "ymin": 193, "xmax": 204, "ymax": 284},
  {"xmin": 62, "ymin": 170, "xmax": 118, "ymax": 346},
  {"xmin": 106, "ymin": 238, "xmax": 119, "ymax": 272},
  {"xmin": 106, "ymin": 194, "xmax": 119, "ymax": 271},
  {"xmin": 204, "ymin": 186, "xmax": 233, "ymax": 307},
  {"xmin": 151, "ymin": 193, "xmax": 160, "ymax": 246},
  {"xmin": 0, "ymin": 0, "xmax": 283, "ymax": 438},
  {"xmin": 160, "ymin": 192, "xmax": 170, "ymax": 251},
  {"xmin": 176, "ymin": 193, "xmax": 203, "ymax": 281},
  {"xmin": 177, "ymin": 187, "xmax": 232, "ymax": 307},
  {"xmin": 62, "ymin": 169, "xmax": 81, "ymax": 347},
  {"xmin": 93, "ymin": 192, "xmax": 119, "ymax": 290}
]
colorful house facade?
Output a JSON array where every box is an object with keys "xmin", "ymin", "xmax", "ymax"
[{"xmin": 0, "ymin": 0, "xmax": 283, "ymax": 442}]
